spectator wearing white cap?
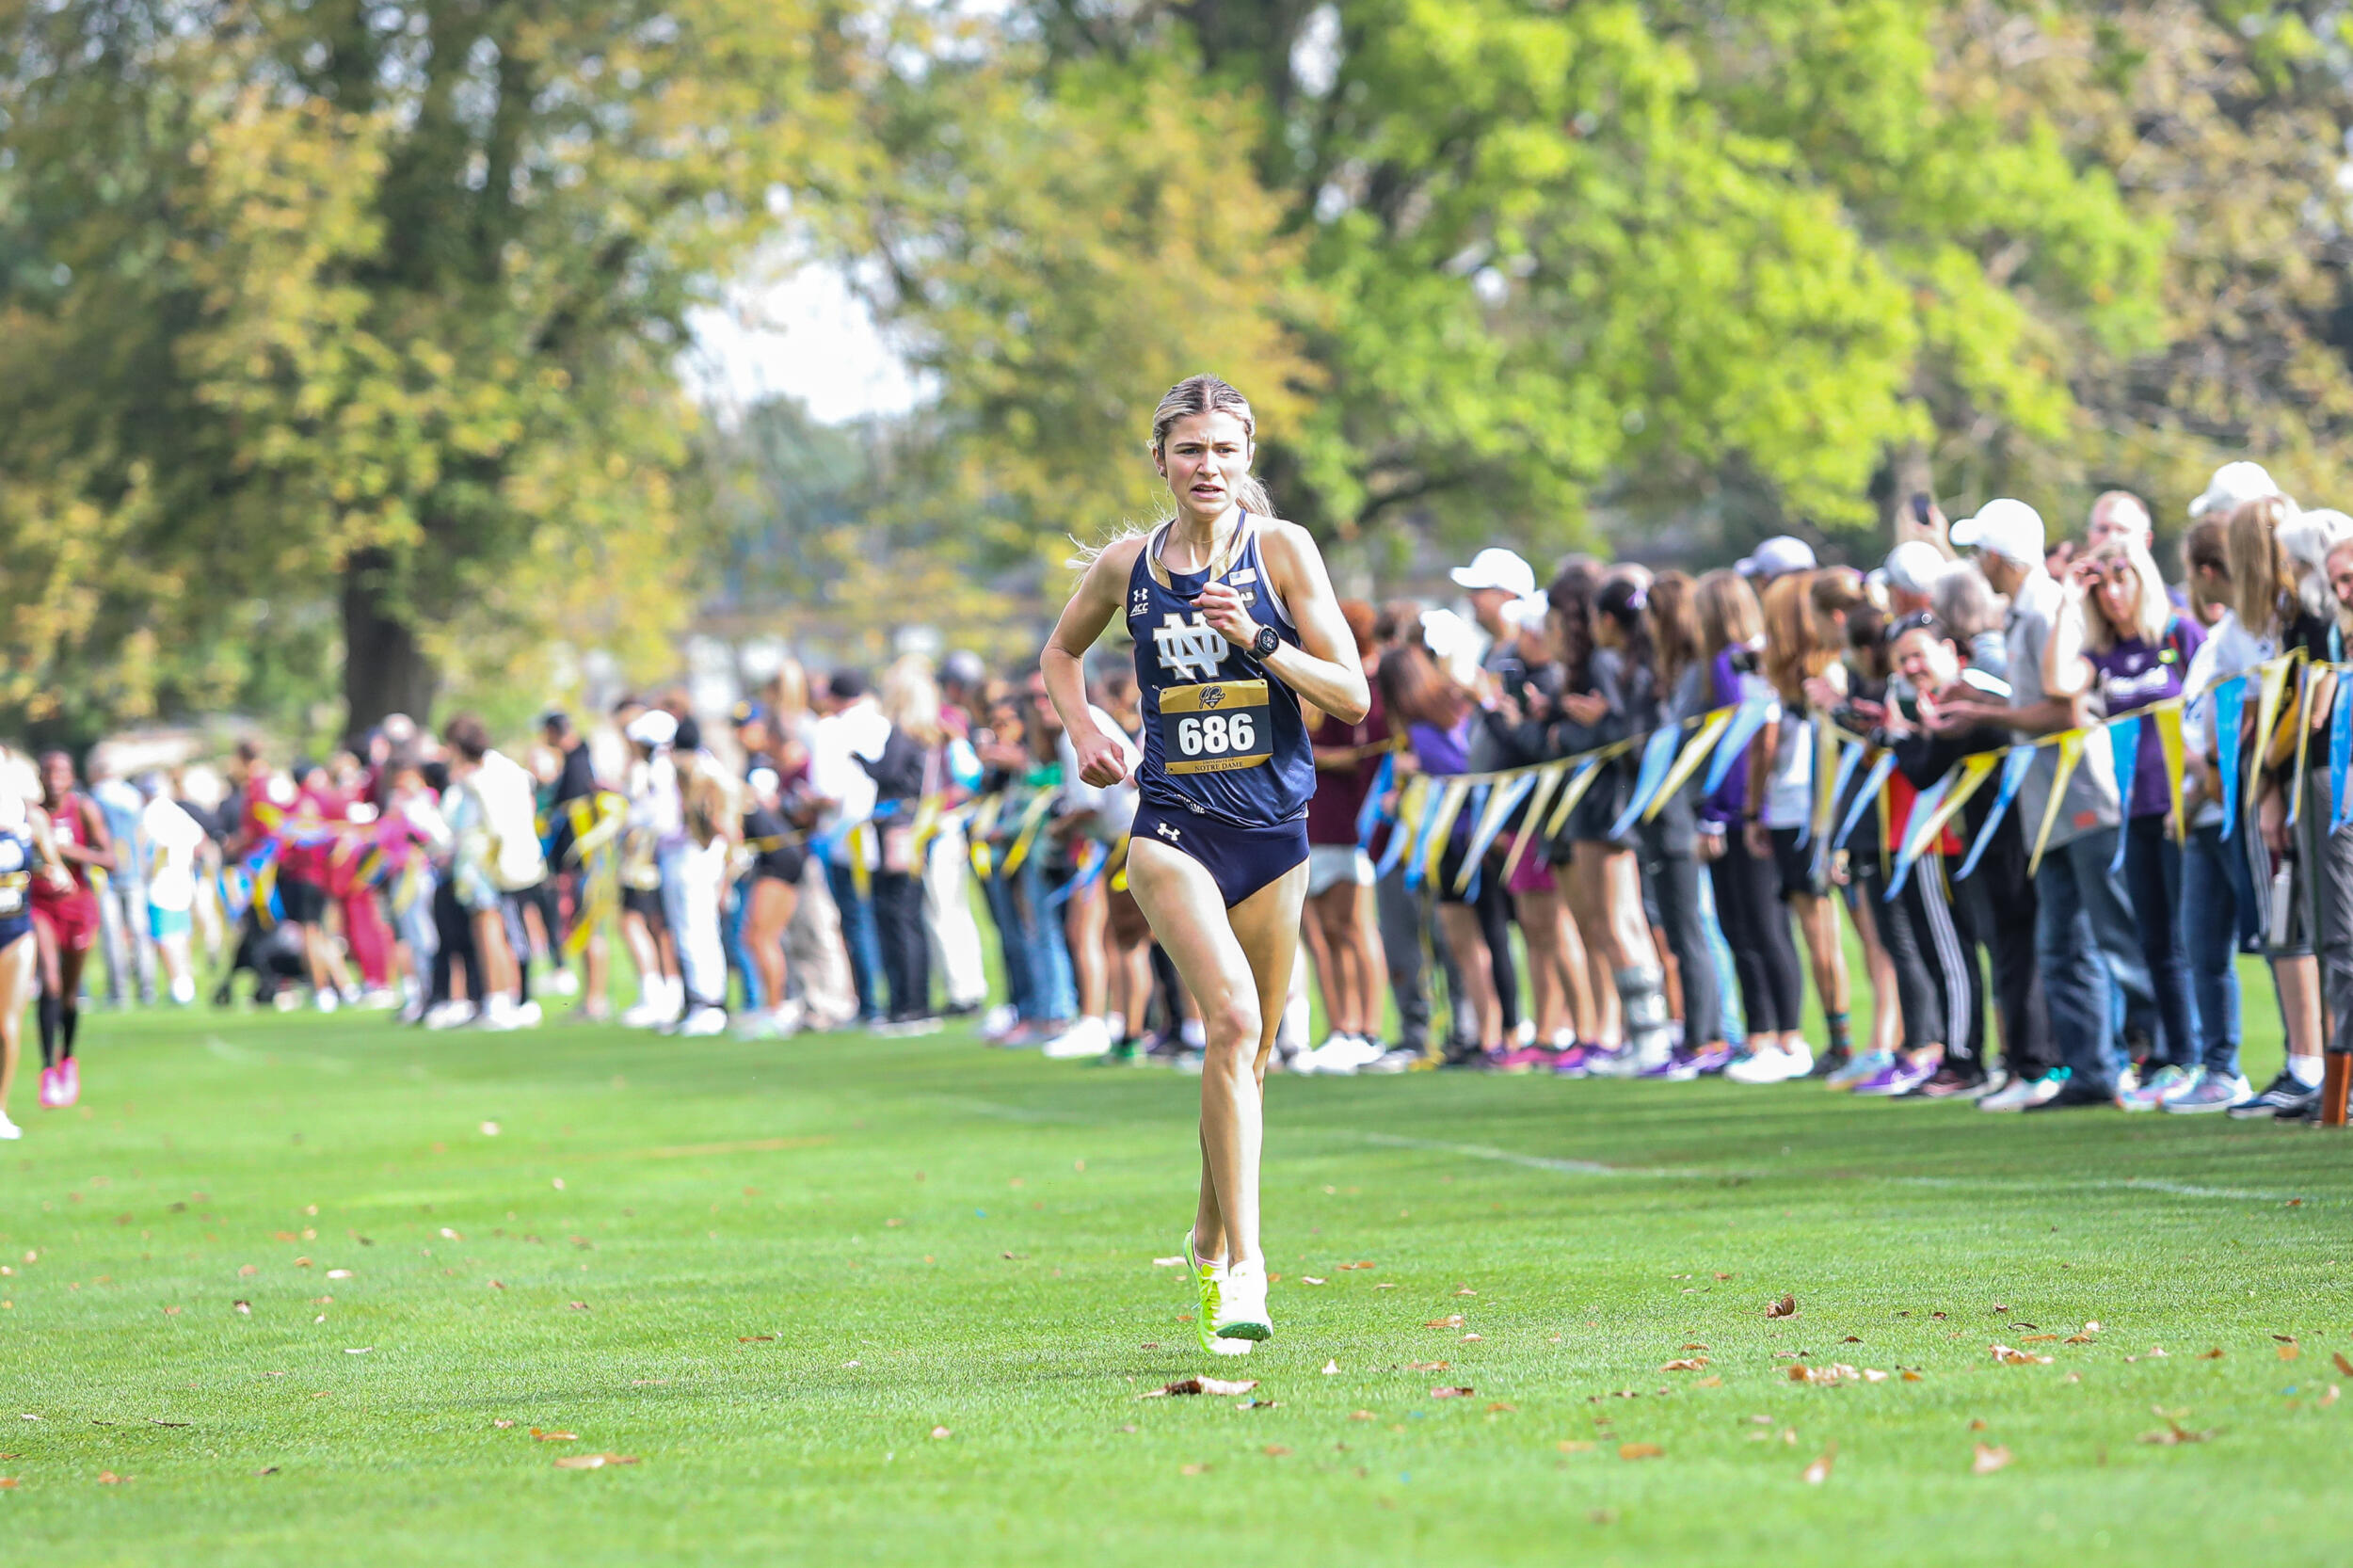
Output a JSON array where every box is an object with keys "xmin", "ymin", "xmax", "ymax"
[
  {"xmin": 1451, "ymin": 549, "xmax": 1539, "ymax": 646},
  {"xmin": 1735, "ymin": 535, "xmax": 1817, "ymax": 584},
  {"xmin": 2187, "ymin": 460, "xmax": 2284, "ymax": 521},
  {"xmin": 1932, "ymin": 499, "xmax": 2157, "ymax": 1110},
  {"xmin": 2086, "ymin": 490, "xmax": 2153, "ymax": 553},
  {"xmin": 1881, "ymin": 540, "xmax": 1948, "ymax": 618}
]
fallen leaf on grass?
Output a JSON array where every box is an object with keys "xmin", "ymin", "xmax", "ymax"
[
  {"xmin": 1321, "ymin": 1360, "xmax": 1339, "ymax": 1375},
  {"xmin": 97, "ymin": 1471, "xmax": 124, "ymax": 1484},
  {"xmin": 1972, "ymin": 1444, "xmax": 2012, "ymax": 1475},
  {"xmin": 254, "ymin": 1466, "xmax": 279, "ymax": 1477},
  {"xmin": 162, "ymin": 1306, "xmax": 181, "ymax": 1317},
  {"xmin": 1337, "ymin": 1261, "xmax": 1377, "ymax": 1271},
  {"xmin": 1180, "ymin": 1463, "xmax": 1210, "ymax": 1476},
  {"xmin": 1486, "ymin": 1401, "xmax": 1515, "ymax": 1414},
  {"xmin": 552, "ymin": 1453, "xmax": 638, "ymax": 1469},
  {"xmin": 1431, "ymin": 1386, "xmax": 1475, "ymax": 1400},
  {"xmin": 2278, "ymin": 1342, "xmax": 2300, "ymax": 1362},
  {"xmin": 1409, "ymin": 1360, "xmax": 1451, "ymax": 1372},
  {"xmin": 0, "ymin": 1479, "xmax": 16, "ymax": 1489},
  {"xmin": 1302, "ymin": 1277, "xmax": 1326, "ymax": 1286},
  {"xmin": 531, "ymin": 1429, "xmax": 579, "ymax": 1442},
  {"xmin": 1990, "ymin": 1345, "xmax": 2053, "ymax": 1367},
  {"xmin": 148, "ymin": 1419, "xmax": 188, "ymax": 1429},
  {"xmin": 1455, "ymin": 1288, "xmax": 1477, "ymax": 1297},
  {"xmin": 1663, "ymin": 1358, "xmax": 1709, "ymax": 1372},
  {"xmin": 344, "ymin": 1348, "xmax": 373, "ymax": 1356},
  {"xmin": 931, "ymin": 1427, "xmax": 952, "ymax": 1439},
  {"xmin": 1350, "ymin": 1411, "xmax": 1374, "ymax": 1421},
  {"xmin": 2137, "ymin": 1422, "xmax": 2214, "ymax": 1447},
  {"xmin": 567, "ymin": 1302, "xmax": 590, "ymax": 1312},
  {"xmin": 1238, "ymin": 1399, "xmax": 1279, "ymax": 1410},
  {"xmin": 1801, "ymin": 1444, "xmax": 1835, "ymax": 1485},
  {"xmin": 1140, "ymin": 1377, "xmax": 1258, "ymax": 1400},
  {"xmin": 1425, "ymin": 1315, "xmax": 1465, "ymax": 1330},
  {"xmin": 1766, "ymin": 1294, "xmax": 1798, "ymax": 1320},
  {"xmin": 1901, "ymin": 1370, "xmax": 1924, "ymax": 1382},
  {"xmin": 1462, "ymin": 1333, "xmax": 1483, "ymax": 1342},
  {"xmin": 2199, "ymin": 1349, "xmax": 2225, "ymax": 1361},
  {"xmin": 488, "ymin": 1281, "xmax": 505, "ymax": 1291},
  {"xmin": 2321, "ymin": 1385, "xmax": 2340, "ymax": 1407},
  {"xmin": 1372, "ymin": 1283, "xmax": 1396, "ymax": 1290},
  {"xmin": 233, "ymin": 1302, "xmax": 250, "ymax": 1316},
  {"xmin": 737, "ymin": 1336, "xmax": 775, "ymax": 1343},
  {"xmin": 1694, "ymin": 1376, "xmax": 1723, "ymax": 1388},
  {"xmin": 326, "ymin": 1270, "xmax": 352, "ymax": 1281},
  {"xmin": 2333, "ymin": 1352, "xmax": 2353, "ymax": 1377},
  {"xmin": 493, "ymin": 1420, "xmax": 516, "ymax": 1430},
  {"xmin": 1619, "ymin": 1443, "xmax": 1663, "ymax": 1460}
]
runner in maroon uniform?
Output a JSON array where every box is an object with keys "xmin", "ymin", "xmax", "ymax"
[{"xmin": 33, "ymin": 750, "xmax": 114, "ymax": 1109}]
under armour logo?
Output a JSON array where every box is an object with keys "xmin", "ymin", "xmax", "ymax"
[
  {"xmin": 1152, "ymin": 612, "xmax": 1225, "ymax": 681},
  {"xmin": 1129, "ymin": 587, "xmax": 1150, "ymax": 617},
  {"xmin": 1156, "ymin": 821, "xmax": 1182, "ymax": 841}
]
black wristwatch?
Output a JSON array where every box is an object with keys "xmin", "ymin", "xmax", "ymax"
[{"xmin": 1251, "ymin": 625, "xmax": 1281, "ymax": 660}]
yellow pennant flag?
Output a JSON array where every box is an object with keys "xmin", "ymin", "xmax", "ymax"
[
  {"xmin": 1902, "ymin": 752, "xmax": 2000, "ymax": 863},
  {"xmin": 2027, "ymin": 731, "xmax": 2088, "ymax": 876},
  {"xmin": 1543, "ymin": 757, "xmax": 1609, "ymax": 838},
  {"xmin": 1642, "ymin": 708, "xmax": 1736, "ymax": 824},
  {"xmin": 966, "ymin": 793, "xmax": 1003, "ymax": 878},
  {"xmin": 2249, "ymin": 653, "xmax": 2297, "ymax": 802},
  {"xmin": 2290, "ymin": 664, "xmax": 2317, "ymax": 825},
  {"xmin": 1810, "ymin": 715, "xmax": 1838, "ymax": 845},
  {"xmin": 1453, "ymin": 776, "xmax": 1529, "ymax": 894},
  {"xmin": 1420, "ymin": 776, "xmax": 1476, "ymax": 887},
  {"xmin": 998, "ymin": 791, "xmax": 1058, "ymax": 878},
  {"xmin": 2153, "ymin": 701, "xmax": 2187, "ymax": 844},
  {"xmin": 1500, "ymin": 762, "xmax": 1570, "ymax": 882}
]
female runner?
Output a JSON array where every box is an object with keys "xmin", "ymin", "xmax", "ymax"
[
  {"xmin": 1042, "ymin": 374, "xmax": 1367, "ymax": 1356},
  {"xmin": 0, "ymin": 782, "xmax": 46, "ymax": 1138}
]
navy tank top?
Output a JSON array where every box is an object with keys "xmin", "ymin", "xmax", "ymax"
[{"xmin": 1126, "ymin": 515, "xmax": 1314, "ymax": 828}]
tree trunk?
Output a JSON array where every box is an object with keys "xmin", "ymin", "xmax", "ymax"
[{"xmin": 341, "ymin": 547, "xmax": 438, "ymax": 743}]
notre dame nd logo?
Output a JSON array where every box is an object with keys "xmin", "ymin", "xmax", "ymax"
[{"xmin": 1152, "ymin": 612, "xmax": 1225, "ymax": 682}]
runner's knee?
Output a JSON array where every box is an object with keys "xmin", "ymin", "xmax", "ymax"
[{"xmin": 1204, "ymin": 994, "xmax": 1261, "ymax": 1053}]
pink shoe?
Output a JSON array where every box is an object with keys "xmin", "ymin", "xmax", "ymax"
[
  {"xmin": 59, "ymin": 1057, "xmax": 79, "ymax": 1106},
  {"xmin": 1494, "ymin": 1044, "xmax": 1551, "ymax": 1075},
  {"xmin": 37, "ymin": 1065, "xmax": 61, "ymax": 1109}
]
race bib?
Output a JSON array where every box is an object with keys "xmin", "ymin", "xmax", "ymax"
[{"xmin": 1160, "ymin": 680, "xmax": 1273, "ymax": 775}]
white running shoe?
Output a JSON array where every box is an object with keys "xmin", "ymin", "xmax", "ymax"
[
  {"xmin": 169, "ymin": 975, "xmax": 197, "ymax": 1006},
  {"xmin": 979, "ymin": 1003, "xmax": 1020, "ymax": 1042},
  {"xmin": 313, "ymin": 988, "xmax": 340, "ymax": 1015},
  {"xmin": 0, "ymin": 1109, "xmax": 21, "ymax": 1141},
  {"xmin": 1725, "ymin": 1044, "xmax": 1811, "ymax": 1084},
  {"xmin": 423, "ymin": 1000, "xmax": 475, "ymax": 1031},
  {"xmin": 1185, "ymin": 1231, "xmax": 1251, "ymax": 1358},
  {"xmin": 1041, "ymin": 1016, "xmax": 1112, "ymax": 1059},
  {"xmin": 472, "ymin": 995, "xmax": 519, "ymax": 1032},
  {"xmin": 1319, "ymin": 1034, "xmax": 1385, "ymax": 1076},
  {"xmin": 549, "ymin": 969, "xmax": 580, "ymax": 998},
  {"xmin": 620, "ymin": 992, "xmax": 669, "ymax": 1030},
  {"xmin": 1213, "ymin": 1259, "xmax": 1273, "ymax": 1343},
  {"xmin": 514, "ymin": 1000, "xmax": 544, "ymax": 1029},
  {"xmin": 1978, "ymin": 1070, "xmax": 2064, "ymax": 1112},
  {"xmin": 679, "ymin": 1006, "xmax": 728, "ymax": 1038}
]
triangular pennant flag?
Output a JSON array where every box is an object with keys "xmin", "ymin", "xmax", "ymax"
[
  {"xmin": 1812, "ymin": 738, "xmax": 1866, "ymax": 883},
  {"xmin": 1833, "ymin": 751, "xmax": 1898, "ymax": 856},
  {"xmin": 1883, "ymin": 763, "xmax": 1958, "ymax": 903},
  {"xmin": 1797, "ymin": 717, "xmax": 1835, "ymax": 850},
  {"xmin": 1643, "ymin": 708, "xmax": 1734, "ymax": 823},
  {"xmin": 2289, "ymin": 664, "xmax": 2316, "ymax": 826},
  {"xmin": 1354, "ymin": 749, "xmax": 1396, "ymax": 851},
  {"xmin": 1953, "ymin": 744, "xmax": 2039, "ymax": 882},
  {"xmin": 1374, "ymin": 774, "xmax": 1430, "ymax": 878},
  {"xmin": 2215, "ymin": 675, "xmax": 2247, "ymax": 840},
  {"xmin": 2027, "ymin": 731, "xmax": 2087, "ymax": 876},
  {"xmin": 1454, "ymin": 774, "xmax": 1537, "ymax": 893},
  {"xmin": 2249, "ymin": 655, "xmax": 2295, "ymax": 808},
  {"xmin": 2105, "ymin": 714, "xmax": 2142, "ymax": 875},
  {"xmin": 1543, "ymin": 757, "xmax": 1609, "ymax": 839},
  {"xmin": 2153, "ymin": 702, "xmax": 2187, "ymax": 845},
  {"xmin": 1500, "ymin": 761, "xmax": 1569, "ymax": 882},
  {"xmin": 1409, "ymin": 776, "xmax": 1474, "ymax": 890},
  {"xmin": 1700, "ymin": 696, "xmax": 1774, "ymax": 797},
  {"xmin": 1610, "ymin": 724, "xmax": 1687, "ymax": 841},
  {"xmin": 2332, "ymin": 679, "xmax": 2353, "ymax": 833}
]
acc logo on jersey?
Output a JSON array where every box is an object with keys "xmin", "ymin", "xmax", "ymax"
[
  {"xmin": 1152, "ymin": 612, "xmax": 1225, "ymax": 682},
  {"xmin": 1128, "ymin": 586, "xmax": 1151, "ymax": 620}
]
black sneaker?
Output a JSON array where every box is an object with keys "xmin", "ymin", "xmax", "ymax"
[
  {"xmin": 1437, "ymin": 1045, "xmax": 1496, "ymax": 1071},
  {"xmin": 2227, "ymin": 1069, "xmax": 2316, "ymax": 1120},
  {"xmin": 1807, "ymin": 1046, "xmax": 1851, "ymax": 1080},
  {"xmin": 1138, "ymin": 1032, "xmax": 1192, "ymax": 1067},
  {"xmin": 2024, "ymin": 1080, "xmax": 2119, "ymax": 1112}
]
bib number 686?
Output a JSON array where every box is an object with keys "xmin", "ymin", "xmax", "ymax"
[{"xmin": 1176, "ymin": 712, "xmax": 1256, "ymax": 758}]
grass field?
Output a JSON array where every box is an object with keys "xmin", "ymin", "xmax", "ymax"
[{"xmin": 4, "ymin": 985, "xmax": 2351, "ymax": 1565}]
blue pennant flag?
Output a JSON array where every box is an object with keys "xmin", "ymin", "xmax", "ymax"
[
  {"xmin": 1354, "ymin": 750, "xmax": 1395, "ymax": 852},
  {"xmin": 2215, "ymin": 676, "xmax": 2246, "ymax": 840},
  {"xmin": 1609, "ymin": 725, "xmax": 1685, "ymax": 843},
  {"xmin": 2106, "ymin": 714, "xmax": 2142, "ymax": 874},
  {"xmin": 2333, "ymin": 680, "xmax": 2353, "ymax": 833},
  {"xmin": 1953, "ymin": 745, "xmax": 2038, "ymax": 882},
  {"xmin": 1701, "ymin": 696, "xmax": 1774, "ymax": 797},
  {"xmin": 1833, "ymin": 752, "xmax": 1899, "ymax": 856},
  {"xmin": 1810, "ymin": 739, "xmax": 1866, "ymax": 882}
]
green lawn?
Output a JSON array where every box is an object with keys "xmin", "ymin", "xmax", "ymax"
[{"xmin": 3, "ymin": 984, "xmax": 2350, "ymax": 1565}]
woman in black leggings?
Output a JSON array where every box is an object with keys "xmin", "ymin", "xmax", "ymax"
[{"xmin": 1692, "ymin": 569, "xmax": 1811, "ymax": 1081}]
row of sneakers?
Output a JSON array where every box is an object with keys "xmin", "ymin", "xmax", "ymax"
[
  {"xmin": 1289, "ymin": 1033, "xmax": 1423, "ymax": 1075},
  {"xmin": 1817, "ymin": 1048, "xmax": 2265, "ymax": 1114}
]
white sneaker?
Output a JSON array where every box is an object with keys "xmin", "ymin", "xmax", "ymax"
[
  {"xmin": 169, "ymin": 975, "xmax": 197, "ymax": 1006},
  {"xmin": 423, "ymin": 1000, "xmax": 475, "ymax": 1031},
  {"xmin": 1978, "ymin": 1071, "xmax": 2062, "ymax": 1112},
  {"xmin": 313, "ymin": 988, "xmax": 340, "ymax": 1015},
  {"xmin": 514, "ymin": 1000, "xmax": 543, "ymax": 1029},
  {"xmin": 549, "ymin": 969, "xmax": 580, "ymax": 998},
  {"xmin": 1725, "ymin": 1044, "xmax": 1810, "ymax": 1084},
  {"xmin": 620, "ymin": 992, "xmax": 668, "ymax": 1030},
  {"xmin": 679, "ymin": 1006, "xmax": 728, "ymax": 1038},
  {"xmin": 1213, "ymin": 1259, "xmax": 1273, "ymax": 1343},
  {"xmin": 1322, "ymin": 1034, "xmax": 1385, "ymax": 1076},
  {"xmin": 774, "ymin": 999, "xmax": 805, "ymax": 1037},
  {"xmin": 980, "ymin": 1003, "xmax": 1020, "ymax": 1042},
  {"xmin": 472, "ymin": 995, "xmax": 519, "ymax": 1032},
  {"xmin": 1041, "ymin": 1016, "xmax": 1112, "ymax": 1059},
  {"xmin": 0, "ymin": 1109, "xmax": 21, "ymax": 1141}
]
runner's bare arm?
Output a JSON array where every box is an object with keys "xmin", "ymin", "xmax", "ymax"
[
  {"xmin": 1043, "ymin": 537, "xmax": 1149, "ymax": 789},
  {"xmin": 1214, "ymin": 522, "xmax": 1369, "ymax": 725}
]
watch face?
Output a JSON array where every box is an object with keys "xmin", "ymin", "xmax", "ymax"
[{"xmin": 1254, "ymin": 627, "xmax": 1280, "ymax": 658}]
